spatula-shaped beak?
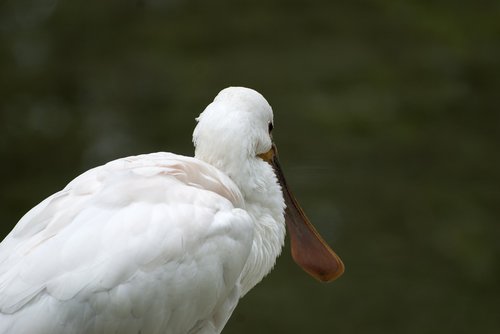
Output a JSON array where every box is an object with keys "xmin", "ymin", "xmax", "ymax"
[{"xmin": 260, "ymin": 144, "xmax": 344, "ymax": 282}]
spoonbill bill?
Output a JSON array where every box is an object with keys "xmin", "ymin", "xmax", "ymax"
[{"xmin": 0, "ymin": 87, "xmax": 344, "ymax": 334}]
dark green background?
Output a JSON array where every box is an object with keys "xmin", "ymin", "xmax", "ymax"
[{"xmin": 1, "ymin": 0, "xmax": 499, "ymax": 333}]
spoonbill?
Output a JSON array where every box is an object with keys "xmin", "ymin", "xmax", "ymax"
[{"xmin": 0, "ymin": 87, "xmax": 344, "ymax": 334}]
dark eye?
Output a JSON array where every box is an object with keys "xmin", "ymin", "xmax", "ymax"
[{"xmin": 268, "ymin": 122, "xmax": 274, "ymax": 133}]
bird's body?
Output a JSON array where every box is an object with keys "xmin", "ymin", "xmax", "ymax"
[
  {"xmin": 0, "ymin": 152, "xmax": 282, "ymax": 333},
  {"xmin": 0, "ymin": 87, "xmax": 343, "ymax": 333}
]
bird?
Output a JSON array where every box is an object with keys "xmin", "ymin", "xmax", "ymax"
[{"xmin": 0, "ymin": 87, "xmax": 344, "ymax": 334}]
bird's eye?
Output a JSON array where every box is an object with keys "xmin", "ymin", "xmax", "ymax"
[{"xmin": 268, "ymin": 122, "xmax": 274, "ymax": 134}]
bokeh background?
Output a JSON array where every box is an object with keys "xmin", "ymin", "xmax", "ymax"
[{"xmin": 1, "ymin": 0, "xmax": 499, "ymax": 333}]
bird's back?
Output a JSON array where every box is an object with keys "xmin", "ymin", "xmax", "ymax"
[{"xmin": 0, "ymin": 153, "xmax": 253, "ymax": 334}]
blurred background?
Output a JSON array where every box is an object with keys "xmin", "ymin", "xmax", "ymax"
[{"xmin": 1, "ymin": 0, "xmax": 499, "ymax": 333}]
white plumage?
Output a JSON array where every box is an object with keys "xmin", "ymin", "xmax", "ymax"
[{"xmin": 0, "ymin": 87, "xmax": 343, "ymax": 334}]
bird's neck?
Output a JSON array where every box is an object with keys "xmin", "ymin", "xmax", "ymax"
[{"xmin": 195, "ymin": 150, "xmax": 286, "ymax": 295}]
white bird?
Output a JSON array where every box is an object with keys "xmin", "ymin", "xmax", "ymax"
[{"xmin": 0, "ymin": 87, "xmax": 344, "ymax": 334}]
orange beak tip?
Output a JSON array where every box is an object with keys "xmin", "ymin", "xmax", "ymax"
[{"xmin": 292, "ymin": 249, "xmax": 345, "ymax": 283}]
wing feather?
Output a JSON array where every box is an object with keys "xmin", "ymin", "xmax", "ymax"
[{"xmin": 0, "ymin": 152, "xmax": 253, "ymax": 334}]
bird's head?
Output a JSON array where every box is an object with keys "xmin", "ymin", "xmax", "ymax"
[{"xmin": 193, "ymin": 86, "xmax": 274, "ymax": 167}]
